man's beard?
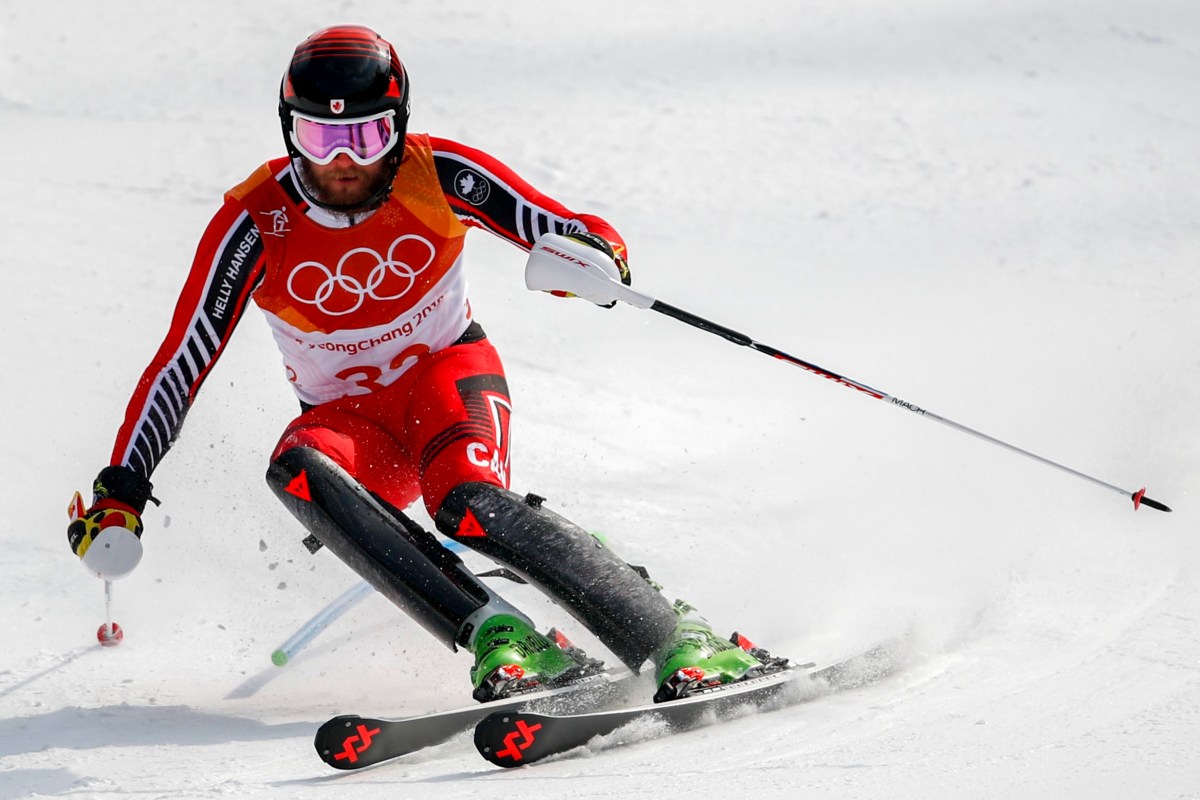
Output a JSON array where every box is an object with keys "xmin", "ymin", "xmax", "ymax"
[{"xmin": 296, "ymin": 158, "xmax": 395, "ymax": 216}]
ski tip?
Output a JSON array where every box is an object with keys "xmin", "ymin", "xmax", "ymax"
[
  {"xmin": 1132, "ymin": 488, "xmax": 1172, "ymax": 513},
  {"xmin": 476, "ymin": 711, "xmax": 548, "ymax": 768}
]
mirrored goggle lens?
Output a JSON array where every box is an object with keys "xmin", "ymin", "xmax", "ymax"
[{"xmin": 291, "ymin": 112, "xmax": 397, "ymax": 165}]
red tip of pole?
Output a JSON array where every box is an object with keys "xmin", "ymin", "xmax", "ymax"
[
  {"xmin": 98, "ymin": 622, "xmax": 123, "ymax": 646},
  {"xmin": 1132, "ymin": 488, "xmax": 1146, "ymax": 510}
]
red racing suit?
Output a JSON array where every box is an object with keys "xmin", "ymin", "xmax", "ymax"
[{"xmin": 110, "ymin": 134, "xmax": 624, "ymax": 514}]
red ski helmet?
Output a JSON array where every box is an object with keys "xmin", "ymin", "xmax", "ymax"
[{"xmin": 278, "ymin": 26, "xmax": 410, "ymax": 207}]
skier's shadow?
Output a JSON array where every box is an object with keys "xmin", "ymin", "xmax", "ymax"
[
  {"xmin": 0, "ymin": 645, "xmax": 93, "ymax": 702},
  {"xmin": 0, "ymin": 703, "xmax": 315, "ymax": 758}
]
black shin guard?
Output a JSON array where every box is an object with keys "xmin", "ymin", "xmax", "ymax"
[
  {"xmin": 435, "ymin": 482, "xmax": 677, "ymax": 671},
  {"xmin": 267, "ymin": 447, "xmax": 492, "ymax": 651}
]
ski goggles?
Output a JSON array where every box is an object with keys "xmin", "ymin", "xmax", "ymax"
[{"xmin": 289, "ymin": 109, "xmax": 399, "ymax": 166}]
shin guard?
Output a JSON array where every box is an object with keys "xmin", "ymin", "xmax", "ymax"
[
  {"xmin": 267, "ymin": 447, "xmax": 494, "ymax": 651},
  {"xmin": 435, "ymin": 482, "xmax": 677, "ymax": 671}
]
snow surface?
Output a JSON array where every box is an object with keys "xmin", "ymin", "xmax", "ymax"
[{"xmin": 3, "ymin": 1, "xmax": 1199, "ymax": 798}]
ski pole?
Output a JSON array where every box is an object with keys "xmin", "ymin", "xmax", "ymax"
[
  {"xmin": 271, "ymin": 538, "xmax": 470, "ymax": 666},
  {"xmin": 525, "ymin": 234, "xmax": 1171, "ymax": 513},
  {"xmin": 271, "ymin": 579, "xmax": 374, "ymax": 666},
  {"xmin": 105, "ymin": 579, "xmax": 113, "ymax": 637},
  {"xmin": 649, "ymin": 301, "xmax": 1170, "ymax": 512},
  {"xmin": 98, "ymin": 579, "xmax": 124, "ymax": 646}
]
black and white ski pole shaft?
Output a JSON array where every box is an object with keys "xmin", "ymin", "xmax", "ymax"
[{"xmin": 526, "ymin": 234, "xmax": 1171, "ymax": 513}]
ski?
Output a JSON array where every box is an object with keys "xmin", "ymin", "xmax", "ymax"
[
  {"xmin": 474, "ymin": 639, "xmax": 901, "ymax": 767},
  {"xmin": 314, "ymin": 667, "xmax": 636, "ymax": 770}
]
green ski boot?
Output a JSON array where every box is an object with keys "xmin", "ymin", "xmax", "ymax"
[
  {"xmin": 469, "ymin": 613, "xmax": 604, "ymax": 703},
  {"xmin": 652, "ymin": 601, "xmax": 788, "ymax": 702}
]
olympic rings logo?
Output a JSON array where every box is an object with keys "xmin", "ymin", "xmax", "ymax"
[{"xmin": 286, "ymin": 235, "xmax": 436, "ymax": 316}]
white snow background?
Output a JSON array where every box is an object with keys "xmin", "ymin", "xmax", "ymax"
[{"xmin": 2, "ymin": 1, "xmax": 1198, "ymax": 798}]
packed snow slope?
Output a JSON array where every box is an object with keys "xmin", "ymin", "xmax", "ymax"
[{"xmin": 2, "ymin": 1, "xmax": 1198, "ymax": 798}]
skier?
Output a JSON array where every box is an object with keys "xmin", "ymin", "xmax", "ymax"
[{"xmin": 67, "ymin": 24, "xmax": 784, "ymax": 703}]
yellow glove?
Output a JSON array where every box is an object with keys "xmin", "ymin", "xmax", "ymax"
[{"xmin": 67, "ymin": 466, "xmax": 156, "ymax": 580}]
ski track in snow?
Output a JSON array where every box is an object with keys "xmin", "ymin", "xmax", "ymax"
[{"xmin": 2, "ymin": 1, "xmax": 1199, "ymax": 798}]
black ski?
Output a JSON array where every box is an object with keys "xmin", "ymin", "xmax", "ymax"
[
  {"xmin": 314, "ymin": 668, "xmax": 636, "ymax": 770},
  {"xmin": 474, "ymin": 640, "xmax": 900, "ymax": 767}
]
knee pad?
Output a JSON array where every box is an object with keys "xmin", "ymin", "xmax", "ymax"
[
  {"xmin": 435, "ymin": 482, "xmax": 677, "ymax": 671},
  {"xmin": 267, "ymin": 446, "xmax": 494, "ymax": 650}
]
